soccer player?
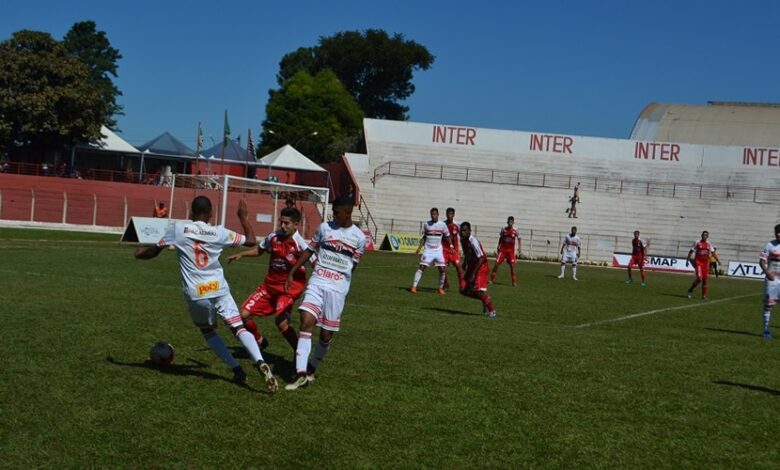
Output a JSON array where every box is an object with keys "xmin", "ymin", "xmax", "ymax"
[
  {"xmin": 758, "ymin": 224, "xmax": 780, "ymax": 339},
  {"xmin": 227, "ymin": 207, "xmax": 307, "ymax": 353},
  {"xmin": 558, "ymin": 226, "xmax": 581, "ymax": 280},
  {"xmin": 283, "ymin": 196, "xmax": 366, "ymax": 390},
  {"xmin": 134, "ymin": 196, "xmax": 278, "ymax": 393},
  {"xmin": 442, "ymin": 207, "xmax": 464, "ymax": 290},
  {"xmin": 459, "ymin": 221, "xmax": 497, "ymax": 318},
  {"xmin": 686, "ymin": 230, "xmax": 720, "ymax": 300},
  {"xmin": 626, "ymin": 230, "xmax": 649, "ymax": 286},
  {"xmin": 490, "ymin": 216, "xmax": 522, "ymax": 287},
  {"xmin": 410, "ymin": 207, "xmax": 454, "ymax": 295}
]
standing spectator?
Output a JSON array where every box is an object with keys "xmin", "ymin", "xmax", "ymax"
[
  {"xmin": 567, "ymin": 182, "xmax": 581, "ymax": 218},
  {"xmin": 41, "ymin": 162, "xmax": 49, "ymax": 176}
]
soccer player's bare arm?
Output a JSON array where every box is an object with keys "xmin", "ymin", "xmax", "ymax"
[
  {"xmin": 134, "ymin": 244, "xmax": 164, "ymax": 260},
  {"xmin": 236, "ymin": 199, "xmax": 257, "ymax": 247},
  {"xmin": 285, "ymin": 249, "xmax": 314, "ymax": 292},
  {"xmin": 227, "ymin": 245, "xmax": 263, "ymax": 263}
]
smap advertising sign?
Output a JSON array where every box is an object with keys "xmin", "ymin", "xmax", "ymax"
[
  {"xmin": 727, "ymin": 261, "xmax": 764, "ymax": 279},
  {"xmin": 612, "ymin": 253, "xmax": 694, "ymax": 273},
  {"xmin": 382, "ymin": 232, "xmax": 422, "ymax": 253}
]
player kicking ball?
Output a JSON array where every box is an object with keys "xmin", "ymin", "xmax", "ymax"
[
  {"xmin": 459, "ymin": 221, "xmax": 497, "ymax": 318},
  {"xmin": 283, "ymin": 197, "xmax": 366, "ymax": 390},
  {"xmin": 135, "ymin": 196, "xmax": 278, "ymax": 393},
  {"xmin": 759, "ymin": 224, "xmax": 780, "ymax": 339}
]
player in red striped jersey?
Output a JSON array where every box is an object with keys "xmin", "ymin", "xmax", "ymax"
[
  {"xmin": 759, "ymin": 224, "xmax": 780, "ymax": 339},
  {"xmin": 442, "ymin": 207, "xmax": 464, "ymax": 290},
  {"xmin": 459, "ymin": 221, "xmax": 497, "ymax": 318},
  {"xmin": 490, "ymin": 216, "xmax": 522, "ymax": 287},
  {"xmin": 686, "ymin": 231, "xmax": 720, "ymax": 300},
  {"xmin": 626, "ymin": 230, "xmax": 649, "ymax": 286}
]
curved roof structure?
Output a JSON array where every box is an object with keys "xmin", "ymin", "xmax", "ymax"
[
  {"xmin": 629, "ymin": 102, "xmax": 780, "ymax": 147},
  {"xmin": 137, "ymin": 132, "xmax": 195, "ymax": 157}
]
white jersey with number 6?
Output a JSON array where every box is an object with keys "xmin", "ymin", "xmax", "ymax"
[{"xmin": 159, "ymin": 221, "xmax": 245, "ymax": 301}]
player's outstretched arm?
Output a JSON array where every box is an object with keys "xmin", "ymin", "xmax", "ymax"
[
  {"xmin": 236, "ymin": 199, "xmax": 257, "ymax": 247},
  {"xmin": 285, "ymin": 250, "xmax": 314, "ymax": 292},
  {"xmin": 227, "ymin": 245, "xmax": 262, "ymax": 263},
  {"xmin": 135, "ymin": 245, "xmax": 164, "ymax": 260}
]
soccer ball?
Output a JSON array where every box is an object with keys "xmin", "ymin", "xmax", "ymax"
[{"xmin": 149, "ymin": 341, "xmax": 175, "ymax": 365}]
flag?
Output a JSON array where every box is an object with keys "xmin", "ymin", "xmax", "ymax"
[
  {"xmin": 196, "ymin": 122, "xmax": 203, "ymax": 151},
  {"xmin": 247, "ymin": 129, "xmax": 255, "ymax": 160},
  {"xmin": 223, "ymin": 110, "xmax": 231, "ymax": 146}
]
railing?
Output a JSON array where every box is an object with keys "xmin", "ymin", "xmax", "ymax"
[
  {"xmin": 0, "ymin": 161, "xmax": 175, "ymax": 186},
  {"xmin": 357, "ymin": 194, "xmax": 378, "ymax": 243},
  {"xmin": 372, "ymin": 161, "xmax": 780, "ymax": 203}
]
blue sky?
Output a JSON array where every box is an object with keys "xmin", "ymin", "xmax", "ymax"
[{"xmin": 3, "ymin": 0, "xmax": 779, "ymax": 148}]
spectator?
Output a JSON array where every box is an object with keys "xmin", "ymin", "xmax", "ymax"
[
  {"xmin": 346, "ymin": 183, "xmax": 355, "ymax": 203},
  {"xmin": 58, "ymin": 161, "xmax": 67, "ymax": 177},
  {"xmin": 153, "ymin": 202, "xmax": 168, "ymax": 218},
  {"xmin": 1, "ymin": 161, "xmax": 9, "ymax": 173},
  {"xmin": 566, "ymin": 182, "xmax": 581, "ymax": 218},
  {"xmin": 41, "ymin": 162, "xmax": 49, "ymax": 176}
]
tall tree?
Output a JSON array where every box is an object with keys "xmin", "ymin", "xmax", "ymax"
[
  {"xmin": 0, "ymin": 30, "xmax": 106, "ymax": 154},
  {"xmin": 63, "ymin": 21, "xmax": 123, "ymax": 129},
  {"xmin": 277, "ymin": 29, "xmax": 434, "ymax": 120},
  {"xmin": 260, "ymin": 70, "xmax": 363, "ymax": 163}
]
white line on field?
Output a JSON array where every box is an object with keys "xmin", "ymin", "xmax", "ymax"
[{"xmin": 573, "ymin": 294, "xmax": 759, "ymax": 329}]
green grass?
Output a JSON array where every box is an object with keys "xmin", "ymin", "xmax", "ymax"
[{"xmin": 2, "ymin": 228, "xmax": 779, "ymax": 467}]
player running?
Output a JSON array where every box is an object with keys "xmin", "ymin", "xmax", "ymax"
[
  {"xmin": 284, "ymin": 197, "xmax": 366, "ymax": 390},
  {"xmin": 134, "ymin": 196, "xmax": 278, "ymax": 393},
  {"xmin": 442, "ymin": 207, "xmax": 464, "ymax": 290},
  {"xmin": 227, "ymin": 207, "xmax": 308, "ymax": 353},
  {"xmin": 410, "ymin": 207, "xmax": 454, "ymax": 295},
  {"xmin": 558, "ymin": 226, "xmax": 581, "ymax": 280},
  {"xmin": 490, "ymin": 216, "xmax": 522, "ymax": 287},
  {"xmin": 686, "ymin": 230, "xmax": 720, "ymax": 300},
  {"xmin": 459, "ymin": 222, "xmax": 497, "ymax": 318},
  {"xmin": 626, "ymin": 230, "xmax": 649, "ymax": 286},
  {"xmin": 759, "ymin": 224, "xmax": 780, "ymax": 339}
]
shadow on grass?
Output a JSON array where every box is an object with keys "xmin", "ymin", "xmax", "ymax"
[
  {"xmin": 105, "ymin": 356, "xmax": 261, "ymax": 392},
  {"xmin": 397, "ymin": 286, "xmax": 441, "ymax": 294},
  {"xmin": 424, "ymin": 306, "xmax": 484, "ymax": 317},
  {"xmin": 704, "ymin": 327, "xmax": 762, "ymax": 338},
  {"xmin": 228, "ymin": 347, "xmax": 296, "ymax": 380},
  {"xmin": 658, "ymin": 292, "xmax": 694, "ymax": 299},
  {"xmin": 714, "ymin": 380, "xmax": 780, "ymax": 396}
]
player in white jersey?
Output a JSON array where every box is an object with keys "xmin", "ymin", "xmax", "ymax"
[
  {"xmin": 558, "ymin": 226, "xmax": 581, "ymax": 280},
  {"xmin": 284, "ymin": 196, "xmax": 366, "ymax": 390},
  {"xmin": 759, "ymin": 224, "xmax": 780, "ymax": 339},
  {"xmin": 410, "ymin": 207, "xmax": 454, "ymax": 295},
  {"xmin": 134, "ymin": 196, "xmax": 278, "ymax": 393}
]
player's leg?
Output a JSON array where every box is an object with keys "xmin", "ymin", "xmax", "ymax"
[
  {"xmin": 763, "ymin": 303, "xmax": 773, "ymax": 339},
  {"xmin": 626, "ymin": 259, "xmax": 634, "ymax": 283},
  {"xmin": 411, "ymin": 257, "xmax": 430, "ymax": 292},
  {"xmin": 572, "ymin": 259, "xmax": 579, "ymax": 280},
  {"xmin": 491, "ymin": 251, "xmax": 505, "ymax": 282},
  {"xmin": 437, "ymin": 263, "xmax": 447, "ymax": 294},
  {"xmin": 308, "ymin": 328, "xmax": 334, "ymax": 380},
  {"xmin": 559, "ymin": 260, "xmax": 566, "ymax": 278},
  {"xmin": 186, "ymin": 298, "xmax": 245, "ymax": 380},
  {"xmin": 454, "ymin": 259, "xmax": 464, "ymax": 287},
  {"xmin": 699, "ymin": 264, "xmax": 709, "ymax": 299},
  {"xmin": 763, "ymin": 280, "xmax": 779, "ymax": 339},
  {"xmin": 287, "ymin": 285, "xmax": 323, "ymax": 389},
  {"xmin": 274, "ymin": 302, "xmax": 299, "ymax": 350},
  {"xmin": 639, "ymin": 258, "xmax": 646, "ymax": 285},
  {"xmin": 508, "ymin": 254, "xmax": 517, "ymax": 287},
  {"xmin": 239, "ymin": 286, "xmax": 274, "ymax": 350}
]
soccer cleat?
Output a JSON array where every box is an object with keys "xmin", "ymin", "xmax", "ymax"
[
  {"xmin": 232, "ymin": 366, "xmax": 247, "ymax": 384},
  {"xmin": 640, "ymin": 282, "xmax": 646, "ymax": 287},
  {"xmin": 410, "ymin": 286, "xmax": 417, "ymax": 294},
  {"xmin": 557, "ymin": 274, "xmax": 564, "ymax": 279},
  {"xmin": 763, "ymin": 329, "xmax": 773, "ymax": 340},
  {"xmin": 686, "ymin": 292, "xmax": 693, "ymax": 299},
  {"xmin": 702, "ymin": 296, "xmax": 709, "ymax": 301},
  {"xmin": 256, "ymin": 361, "xmax": 278, "ymax": 394},
  {"xmin": 438, "ymin": 288, "xmax": 446, "ymax": 295},
  {"xmin": 258, "ymin": 337, "xmax": 269, "ymax": 352},
  {"xmin": 284, "ymin": 374, "xmax": 311, "ymax": 390},
  {"xmin": 572, "ymin": 276, "xmax": 578, "ymax": 281},
  {"xmin": 512, "ymin": 282, "xmax": 517, "ymax": 288},
  {"xmin": 487, "ymin": 311, "xmax": 497, "ymax": 318},
  {"xmin": 625, "ymin": 279, "xmax": 633, "ymax": 284}
]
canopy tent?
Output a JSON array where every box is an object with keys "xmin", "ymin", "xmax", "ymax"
[
  {"xmin": 137, "ymin": 132, "xmax": 196, "ymax": 158},
  {"xmin": 78, "ymin": 126, "xmax": 140, "ymax": 155},
  {"xmin": 199, "ymin": 139, "xmax": 254, "ymax": 163},
  {"xmin": 257, "ymin": 145, "xmax": 327, "ymax": 172}
]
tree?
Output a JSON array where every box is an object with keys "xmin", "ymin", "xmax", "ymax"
[
  {"xmin": 0, "ymin": 30, "xmax": 107, "ymax": 154},
  {"xmin": 62, "ymin": 21, "xmax": 123, "ymax": 130},
  {"xmin": 277, "ymin": 29, "xmax": 434, "ymax": 120},
  {"xmin": 260, "ymin": 70, "xmax": 363, "ymax": 163}
]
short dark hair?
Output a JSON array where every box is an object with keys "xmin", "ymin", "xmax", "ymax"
[
  {"xmin": 281, "ymin": 207, "xmax": 301, "ymax": 222},
  {"xmin": 775, "ymin": 224, "xmax": 780, "ymax": 234},
  {"xmin": 460, "ymin": 221, "xmax": 471, "ymax": 230},
  {"xmin": 430, "ymin": 207, "xmax": 439, "ymax": 213},
  {"xmin": 446, "ymin": 207, "xmax": 455, "ymax": 213},
  {"xmin": 332, "ymin": 196, "xmax": 354, "ymax": 209},
  {"xmin": 191, "ymin": 196, "xmax": 212, "ymax": 216},
  {"xmin": 507, "ymin": 216, "xmax": 514, "ymax": 221}
]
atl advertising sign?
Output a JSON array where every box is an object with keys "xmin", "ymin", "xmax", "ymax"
[{"xmin": 727, "ymin": 261, "xmax": 764, "ymax": 279}]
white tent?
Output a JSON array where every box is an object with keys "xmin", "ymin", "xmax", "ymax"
[
  {"xmin": 80, "ymin": 126, "xmax": 140, "ymax": 154},
  {"xmin": 257, "ymin": 145, "xmax": 327, "ymax": 172}
]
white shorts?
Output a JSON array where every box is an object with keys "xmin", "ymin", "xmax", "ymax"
[
  {"xmin": 420, "ymin": 250, "xmax": 446, "ymax": 267},
  {"xmin": 765, "ymin": 277, "xmax": 780, "ymax": 306},
  {"xmin": 185, "ymin": 294, "xmax": 243, "ymax": 329},
  {"xmin": 561, "ymin": 253, "xmax": 578, "ymax": 264},
  {"xmin": 299, "ymin": 283, "xmax": 347, "ymax": 332}
]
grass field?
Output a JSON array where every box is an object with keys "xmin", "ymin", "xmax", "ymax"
[{"xmin": 2, "ymin": 227, "xmax": 779, "ymax": 468}]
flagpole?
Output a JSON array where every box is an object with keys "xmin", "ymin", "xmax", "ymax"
[
  {"xmin": 195, "ymin": 121, "xmax": 202, "ymax": 176},
  {"xmin": 221, "ymin": 110, "xmax": 227, "ymax": 175}
]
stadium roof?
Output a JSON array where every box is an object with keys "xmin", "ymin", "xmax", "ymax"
[
  {"xmin": 136, "ymin": 132, "xmax": 195, "ymax": 157},
  {"xmin": 630, "ymin": 102, "xmax": 780, "ymax": 147},
  {"xmin": 258, "ymin": 145, "xmax": 327, "ymax": 172},
  {"xmin": 199, "ymin": 139, "xmax": 254, "ymax": 163},
  {"xmin": 78, "ymin": 126, "xmax": 140, "ymax": 154}
]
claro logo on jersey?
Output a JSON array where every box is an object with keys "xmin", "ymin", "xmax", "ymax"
[
  {"xmin": 315, "ymin": 267, "xmax": 344, "ymax": 281},
  {"xmin": 196, "ymin": 280, "xmax": 220, "ymax": 297}
]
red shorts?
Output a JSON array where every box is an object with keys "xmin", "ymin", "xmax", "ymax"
[
  {"xmin": 463, "ymin": 264, "xmax": 489, "ymax": 292},
  {"xmin": 495, "ymin": 249, "xmax": 516, "ymax": 266},
  {"xmin": 694, "ymin": 259, "xmax": 709, "ymax": 280},
  {"xmin": 444, "ymin": 249, "xmax": 461, "ymax": 264},
  {"xmin": 629, "ymin": 255, "xmax": 645, "ymax": 267},
  {"xmin": 241, "ymin": 279, "xmax": 305, "ymax": 317}
]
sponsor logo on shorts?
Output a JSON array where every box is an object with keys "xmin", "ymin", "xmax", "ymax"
[{"xmin": 196, "ymin": 280, "xmax": 220, "ymax": 297}]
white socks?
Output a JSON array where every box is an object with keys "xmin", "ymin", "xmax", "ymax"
[
  {"xmin": 296, "ymin": 331, "xmax": 313, "ymax": 374},
  {"xmin": 412, "ymin": 269, "xmax": 423, "ymax": 288},
  {"xmin": 236, "ymin": 329, "xmax": 264, "ymax": 364}
]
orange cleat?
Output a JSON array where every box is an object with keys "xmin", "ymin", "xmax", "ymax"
[
  {"xmin": 410, "ymin": 286, "xmax": 417, "ymax": 294},
  {"xmin": 438, "ymin": 288, "xmax": 446, "ymax": 295}
]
